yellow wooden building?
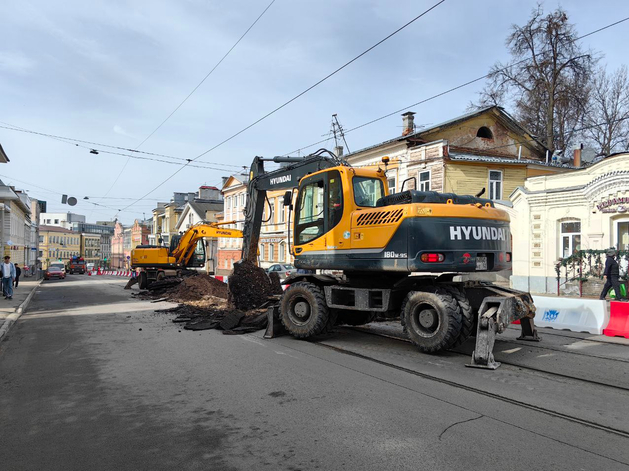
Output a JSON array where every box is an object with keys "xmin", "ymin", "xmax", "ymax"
[{"xmin": 346, "ymin": 106, "xmax": 572, "ymax": 202}]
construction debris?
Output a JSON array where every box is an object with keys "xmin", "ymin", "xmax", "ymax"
[{"xmin": 136, "ymin": 270, "xmax": 275, "ymax": 334}]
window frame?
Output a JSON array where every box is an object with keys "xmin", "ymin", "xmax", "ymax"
[
  {"xmin": 352, "ymin": 176, "xmax": 385, "ymax": 208},
  {"xmin": 386, "ymin": 169, "xmax": 398, "ymax": 195},
  {"xmin": 294, "ymin": 170, "xmax": 344, "ymax": 245},
  {"xmin": 488, "ymin": 170, "xmax": 503, "ymax": 201},
  {"xmin": 559, "ymin": 220, "xmax": 581, "ymax": 258},
  {"xmin": 279, "ymin": 241, "xmax": 286, "ymax": 262},
  {"xmin": 418, "ymin": 169, "xmax": 431, "ymax": 192}
]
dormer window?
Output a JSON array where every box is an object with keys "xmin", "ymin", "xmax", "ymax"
[{"xmin": 477, "ymin": 126, "xmax": 493, "ymax": 139}]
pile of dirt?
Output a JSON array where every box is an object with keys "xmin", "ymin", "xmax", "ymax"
[
  {"xmin": 134, "ymin": 265, "xmax": 283, "ymax": 335},
  {"xmin": 228, "ymin": 260, "xmax": 278, "ymax": 310},
  {"xmin": 169, "ymin": 274, "xmax": 229, "ymax": 301}
]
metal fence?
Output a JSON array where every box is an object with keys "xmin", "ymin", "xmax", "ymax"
[{"xmin": 555, "ymin": 249, "xmax": 629, "ymax": 297}]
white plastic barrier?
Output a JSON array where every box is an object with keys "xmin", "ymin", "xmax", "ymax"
[{"xmin": 532, "ymin": 295, "xmax": 608, "ymax": 334}]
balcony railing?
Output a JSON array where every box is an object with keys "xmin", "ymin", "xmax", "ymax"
[{"xmin": 555, "ymin": 249, "xmax": 629, "ymax": 297}]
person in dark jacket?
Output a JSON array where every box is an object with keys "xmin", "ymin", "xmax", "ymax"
[
  {"xmin": 599, "ymin": 249, "xmax": 626, "ymax": 301},
  {"xmin": 14, "ymin": 263, "xmax": 21, "ymax": 287}
]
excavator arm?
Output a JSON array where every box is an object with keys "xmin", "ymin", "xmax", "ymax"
[
  {"xmin": 171, "ymin": 222, "xmax": 243, "ymax": 267},
  {"xmin": 241, "ymin": 149, "xmax": 345, "ymax": 263}
]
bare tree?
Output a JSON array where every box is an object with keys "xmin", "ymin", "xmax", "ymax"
[
  {"xmin": 583, "ymin": 65, "xmax": 629, "ymax": 155},
  {"xmin": 473, "ymin": 4, "xmax": 596, "ymax": 151}
]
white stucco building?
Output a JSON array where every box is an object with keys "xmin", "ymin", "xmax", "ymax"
[{"xmin": 511, "ymin": 153, "xmax": 629, "ymax": 294}]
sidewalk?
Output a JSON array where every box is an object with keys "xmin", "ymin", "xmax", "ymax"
[{"xmin": 0, "ymin": 279, "xmax": 43, "ymax": 342}]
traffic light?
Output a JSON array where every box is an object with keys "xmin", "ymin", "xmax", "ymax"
[{"xmin": 104, "ymin": 257, "xmax": 108, "ymax": 261}]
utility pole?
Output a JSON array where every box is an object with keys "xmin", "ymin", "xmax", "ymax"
[{"xmin": 331, "ymin": 114, "xmax": 350, "ymax": 156}]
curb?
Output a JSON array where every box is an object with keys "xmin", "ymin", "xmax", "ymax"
[{"xmin": 0, "ymin": 279, "xmax": 43, "ymax": 342}]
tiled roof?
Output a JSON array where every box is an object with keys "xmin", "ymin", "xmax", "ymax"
[{"xmin": 39, "ymin": 225, "xmax": 74, "ymax": 233}]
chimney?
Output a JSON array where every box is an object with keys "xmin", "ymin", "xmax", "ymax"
[
  {"xmin": 573, "ymin": 147, "xmax": 582, "ymax": 168},
  {"xmin": 402, "ymin": 112, "xmax": 416, "ymax": 136},
  {"xmin": 334, "ymin": 145, "xmax": 344, "ymax": 157}
]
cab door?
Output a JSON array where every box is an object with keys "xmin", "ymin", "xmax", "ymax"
[{"xmin": 293, "ymin": 169, "xmax": 347, "ymax": 261}]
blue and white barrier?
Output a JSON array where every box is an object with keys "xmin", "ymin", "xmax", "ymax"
[{"xmin": 532, "ymin": 296, "xmax": 608, "ymax": 335}]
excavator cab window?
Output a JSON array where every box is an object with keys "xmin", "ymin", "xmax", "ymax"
[
  {"xmin": 296, "ymin": 179, "xmax": 325, "ymax": 244},
  {"xmin": 295, "ymin": 170, "xmax": 344, "ymax": 245},
  {"xmin": 187, "ymin": 240, "xmax": 206, "ymax": 268},
  {"xmin": 353, "ymin": 176, "xmax": 384, "ymax": 207}
]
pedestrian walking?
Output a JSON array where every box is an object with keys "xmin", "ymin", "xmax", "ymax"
[
  {"xmin": 14, "ymin": 263, "xmax": 21, "ymax": 287},
  {"xmin": 599, "ymin": 248, "xmax": 627, "ymax": 301},
  {"xmin": 1, "ymin": 255, "xmax": 16, "ymax": 300}
]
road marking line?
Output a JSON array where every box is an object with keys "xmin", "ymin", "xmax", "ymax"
[{"xmin": 501, "ymin": 347, "xmax": 522, "ymax": 354}]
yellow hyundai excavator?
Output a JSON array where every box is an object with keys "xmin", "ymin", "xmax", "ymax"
[
  {"xmin": 131, "ymin": 222, "xmax": 242, "ymax": 289},
  {"xmin": 240, "ymin": 149, "xmax": 538, "ymax": 369}
]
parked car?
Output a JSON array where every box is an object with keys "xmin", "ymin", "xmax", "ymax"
[
  {"xmin": 44, "ymin": 266, "xmax": 66, "ymax": 280},
  {"xmin": 266, "ymin": 263, "xmax": 296, "ymax": 280},
  {"xmin": 49, "ymin": 262, "xmax": 66, "ymax": 274}
]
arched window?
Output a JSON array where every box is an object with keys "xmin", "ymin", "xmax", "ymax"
[{"xmin": 476, "ymin": 126, "xmax": 493, "ymax": 139}]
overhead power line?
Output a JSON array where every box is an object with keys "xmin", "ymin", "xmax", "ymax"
[
  {"xmin": 136, "ymin": 0, "xmax": 277, "ymax": 149},
  {"xmin": 117, "ymin": 0, "xmax": 448, "ymax": 215},
  {"xmin": 0, "ymin": 123, "xmax": 244, "ymax": 169},
  {"xmin": 99, "ymin": 0, "xmax": 277, "ymax": 204},
  {"xmin": 283, "ymin": 15, "xmax": 629, "ymax": 156}
]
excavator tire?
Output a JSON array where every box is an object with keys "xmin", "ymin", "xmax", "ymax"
[
  {"xmin": 442, "ymin": 285, "xmax": 474, "ymax": 347},
  {"xmin": 138, "ymin": 271, "xmax": 149, "ymax": 290},
  {"xmin": 401, "ymin": 289, "xmax": 462, "ymax": 353},
  {"xmin": 280, "ymin": 282, "xmax": 330, "ymax": 338},
  {"xmin": 335, "ymin": 310, "xmax": 377, "ymax": 326}
]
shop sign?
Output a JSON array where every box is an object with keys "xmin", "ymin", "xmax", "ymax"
[
  {"xmin": 261, "ymin": 237, "xmax": 285, "ymax": 243},
  {"xmin": 597, "ymin": 196, "xmax": 629, "ymax": 213}
]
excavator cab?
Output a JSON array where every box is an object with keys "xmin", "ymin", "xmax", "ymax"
[
  {"xmin": 292, "ymin": 166, "xmax": 390, "ymax": 269},
  {"xmin": 188, "ymin": 240, "xmax": 206, "ymax": 268}
]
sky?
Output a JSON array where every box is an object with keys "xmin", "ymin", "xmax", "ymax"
[{"xmin": 1, "ymin": 0, "xmax": 628, "ymax": 224}]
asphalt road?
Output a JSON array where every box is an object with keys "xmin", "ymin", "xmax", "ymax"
[{"xmin": 1, "ymin": 276, "xmax": 628, "ymax": 470}]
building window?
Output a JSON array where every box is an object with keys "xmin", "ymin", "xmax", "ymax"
[
  {"xmin": 560, "ymin": 221, "xmax": 581, "ymax": 258},
  {"xmin": 240, "ymin": 194, "xmax": 245, "ymax": 206},
  {"xmin": 418, "ymin": 170, "xmax": 431, "ymax": 192},
  {"xmin": 269, "ymin": 244, "xmax": 275, "ymax": 261},
  {"xmin": 279, "ymin": 242, "xmax": 285, "ymax": 262},
  {"xmin": 387, "ymin": 173, "xmax": 397, "ymax": 195},
  {"xmin": 489, "ymin": 170, "xmax": 503, "ymax": 200},
  {"xmin": 259, "ymin": 244, "xmax": 265, "ymax": 261},
  {"xmin": 279, "ymin": 203, "xmax": 285, "ymax": 223},
  {"xmin": 618, "ymin": 221, "xmax": 629, "ymax": 252},
  {"xmin": 477, "ymin": 126, "xmax": 493, "ymax": 139}
]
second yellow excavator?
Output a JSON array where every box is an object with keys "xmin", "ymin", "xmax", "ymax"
[{"xmin": 131, "ymin": 222, "xmax": 243, "ymax": 289}]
